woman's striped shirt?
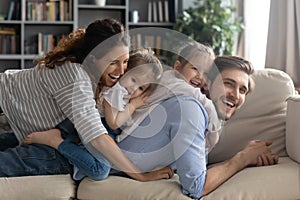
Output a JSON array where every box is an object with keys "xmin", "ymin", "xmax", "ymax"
[{"xmin": 0, "ymin": 61, "xmax": 107, "ymax": 144}]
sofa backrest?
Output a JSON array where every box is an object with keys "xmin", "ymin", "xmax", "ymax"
[{"xmin": 208, "ymin": 68, "xmax": 296, "ymax": 164}]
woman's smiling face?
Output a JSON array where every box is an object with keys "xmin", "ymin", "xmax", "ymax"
[{"xmin": 93, "ymin": 45, "xmax": 129, "ymax": 88}]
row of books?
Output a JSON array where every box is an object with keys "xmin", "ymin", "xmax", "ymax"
[
  {"xmin": 131, "ymin": 34, "xmax": 163, "ymax": 55},
  {"xmin": 148, "ymin": 0, "xmax": 169, "ymax": 22},
  {"xmin": 26, "ymin": 0, "xmax": 73, "ymax": 21},
  {"xmin": 37, "ymin": 32, "xmax": 65, "ymax": 55},
  {"xmin": 0, "ymin": 28, "xmax": 19, "ymax": 54}
]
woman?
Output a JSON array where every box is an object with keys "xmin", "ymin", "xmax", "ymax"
[
  {"xmin": 0, "ymin": 18, "xmax": 172, "ymax": 181},
  {"xmin": 23, "ymin": 48, "xmax": 164, "ymax": 181}
]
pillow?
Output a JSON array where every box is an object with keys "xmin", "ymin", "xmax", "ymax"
[{"xmin": 208, "ymin": 68, "xmax": 296, "ymax": 164}]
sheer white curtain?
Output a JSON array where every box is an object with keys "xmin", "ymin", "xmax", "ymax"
[{"xmin": 235, "ymin": 0, "xmax": 271, "ymax": 69}]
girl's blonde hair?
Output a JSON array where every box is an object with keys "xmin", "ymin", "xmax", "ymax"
[
  {"xmin": 127, "ymin": 48, "xmax": 163, "ymax": 95},
  {"xmin": 176, "ymin": 42, "xmax": 215, "ymax": 69}
]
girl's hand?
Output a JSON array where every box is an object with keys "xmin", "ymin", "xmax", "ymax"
[{"xmin": 130, "ymin": 94, "xmax": 149, "ymax": 109}]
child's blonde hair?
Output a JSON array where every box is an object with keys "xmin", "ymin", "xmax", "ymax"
[
  {"xmin": 127, "ymin": 48, "xmax": 163, "ymax": 95},
  {"xmin": 176, "ymin": 42, "xmax": 215, "ymax": 70}
]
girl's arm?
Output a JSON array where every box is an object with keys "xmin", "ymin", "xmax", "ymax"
[{"xmin": 103, "ymin": 95, "xmax": 148, "ymax": 130}]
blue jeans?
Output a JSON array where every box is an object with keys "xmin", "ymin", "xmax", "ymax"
[
  {"xmin": 56, "ymin": 118, "xmax": 111, "ymax": 181},
  {"xmin": 0, "ymin": 131, "xmax": 19, "ymax": 151},
  {"xmin": 0, "ymin": 137, "xmax": 72, "ymax": 177}
]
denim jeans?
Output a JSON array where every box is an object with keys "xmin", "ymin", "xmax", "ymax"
[
  {"xmin": 0, "ymin": 141, "xmax": 72, "ymax": 177},
  {"xmin": 56, "ymin": 118, "xmax": 111, "ymax": 181},
  {"xmin": 0, "ymin": 121, "xmax": 73, "ymax": 177}
]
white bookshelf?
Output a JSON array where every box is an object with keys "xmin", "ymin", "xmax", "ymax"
[{"xmin": 0, "ymin": 0, "xmax": 179, "ymax": 71}]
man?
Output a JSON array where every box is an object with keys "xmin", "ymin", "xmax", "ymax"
[{"xmin": 114, "ymin": 55, "xmax": 278, "ymax": 199}]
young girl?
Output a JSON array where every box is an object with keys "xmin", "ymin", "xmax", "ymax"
[
  {"xmin": 24, "ymin": 48, "xmax": 164, "ymax": 181},
  {"xmin": 172, "ymin": 44, "xmax": 223, "ymax": 152},
  {"xmin": 99, "ymin": 48, "xmax": 163, "ymax": 139}
]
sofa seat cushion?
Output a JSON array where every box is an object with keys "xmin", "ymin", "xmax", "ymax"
[
  {"xmin": 202, "ymin": 157, "xmax": 300, "ymax": 200},
  {"xmin": 209, "ymin": 69, "xmax": 296, "ymax": 164},
  {"xmin": 77, "ymin": 157, "xmax": 299, "ymax": 200},
  {"xmin": 0, "ymin": 174, "xmax": 76, "ymax": 200},
  {"xmin": 77, "ymin": 174, "xmax": 191, "ymax": 200}
]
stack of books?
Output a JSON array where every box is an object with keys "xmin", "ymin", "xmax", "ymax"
[{"xmin": 0, "ymin": 27, "xmax": 19, "ymax": 54}]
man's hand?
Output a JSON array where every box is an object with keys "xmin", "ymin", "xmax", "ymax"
[
  {"xmin": 240, "ymin": 140, "xmax": 278, "ymax": 167},
  {"xmin": 137, "ymin": 166, "xmax": 174, "ymax": 182},
  {"xmin": 256, "ymin": 141, "xmax": 279, "ymax": 166}
]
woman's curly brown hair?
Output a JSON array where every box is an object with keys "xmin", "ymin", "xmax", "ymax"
[{"xmin": 36, "ymin": 18, "xmax": 129, "ymax": 69}]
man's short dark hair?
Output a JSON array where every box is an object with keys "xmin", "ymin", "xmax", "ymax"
[{"xmin": 209, "ymin": 56, "xmax": 255, "ymax": 94}]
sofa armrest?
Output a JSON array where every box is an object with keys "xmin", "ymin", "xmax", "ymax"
[{"xmin": 286, "ymin": 95, "xmax": 300, "ymax": 163}]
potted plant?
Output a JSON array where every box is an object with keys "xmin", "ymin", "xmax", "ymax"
[{"xmin": 174, "ymin": 0, "xmax": 243, "ymax": 55}]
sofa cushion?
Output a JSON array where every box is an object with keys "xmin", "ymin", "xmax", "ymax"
[
  {"xmin": 77, "ymin": 157, "xmax": 300, "ymax": 200},
  {"xmin": 202, "ymin": 157, "xmax": 300, "ymax": 200},
  {"xmin": 77, "ymin": 174, "xmax": 191, "ymax": 200},
  {"xmin": 208, "ymin": 68, "xmax": 296, "ymax": 164},
  {"xmin": 0, "ymin": 175, "xmax": 76, "ymax": 200}
]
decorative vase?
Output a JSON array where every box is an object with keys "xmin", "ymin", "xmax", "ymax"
[{"xmin": 95, "ymin": 0, "xmax": 106, "ymax": 6}]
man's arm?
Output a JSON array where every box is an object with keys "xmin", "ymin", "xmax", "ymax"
[
  {"xmin": 202, "ymin": 140, "xmax": 278, "ymax": 196},
  {"xmin": 168, "ymin": 96, "xmax": 278, "ymax": 198}
]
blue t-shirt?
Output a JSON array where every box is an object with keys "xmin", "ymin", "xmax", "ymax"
[{"xmin": 116, "ymin": 95, "xmax": 208, "ymax": 199}]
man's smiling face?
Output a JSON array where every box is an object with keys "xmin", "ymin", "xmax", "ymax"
[{"xmin": 209, "ymin": 68, "xmax": 249, "ymax": 120}]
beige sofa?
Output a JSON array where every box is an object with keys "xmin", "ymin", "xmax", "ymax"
[{"xmin": 1, "ymin": 68, "xmax": 300, "ymax": 200}]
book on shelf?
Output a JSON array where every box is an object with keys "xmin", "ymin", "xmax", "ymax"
[
  {"xmin": 13, "ymin": 1, "xmax": 21, "ymax": 20},
  {"xmin": 68, "ymin": 0, "xmax": 73, "ymax": 21},
  {"xmin": 152, "ymin": 1, "xmax": 157, "ymax": 22},
  {"xmin": 158, "ymin": 1, "xmax": 163, "ymax": 22},
  {"xmin": 155, "ymin": 35, "xmax": 161, "ymax": 55},
  {"xmin": 6, "ymin": 1, "xmax": 15, "ymax": 20},
  {"xmin": 148, "ymin": 1, "xmax": 152, "ymax": 22},
  {"xmin": 164, "ymin": 0, "xmax": 169, "ymax": 22},
  {"xmin": 0, "ymin": 27, "xmax": 16, "ymax": 35}
]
